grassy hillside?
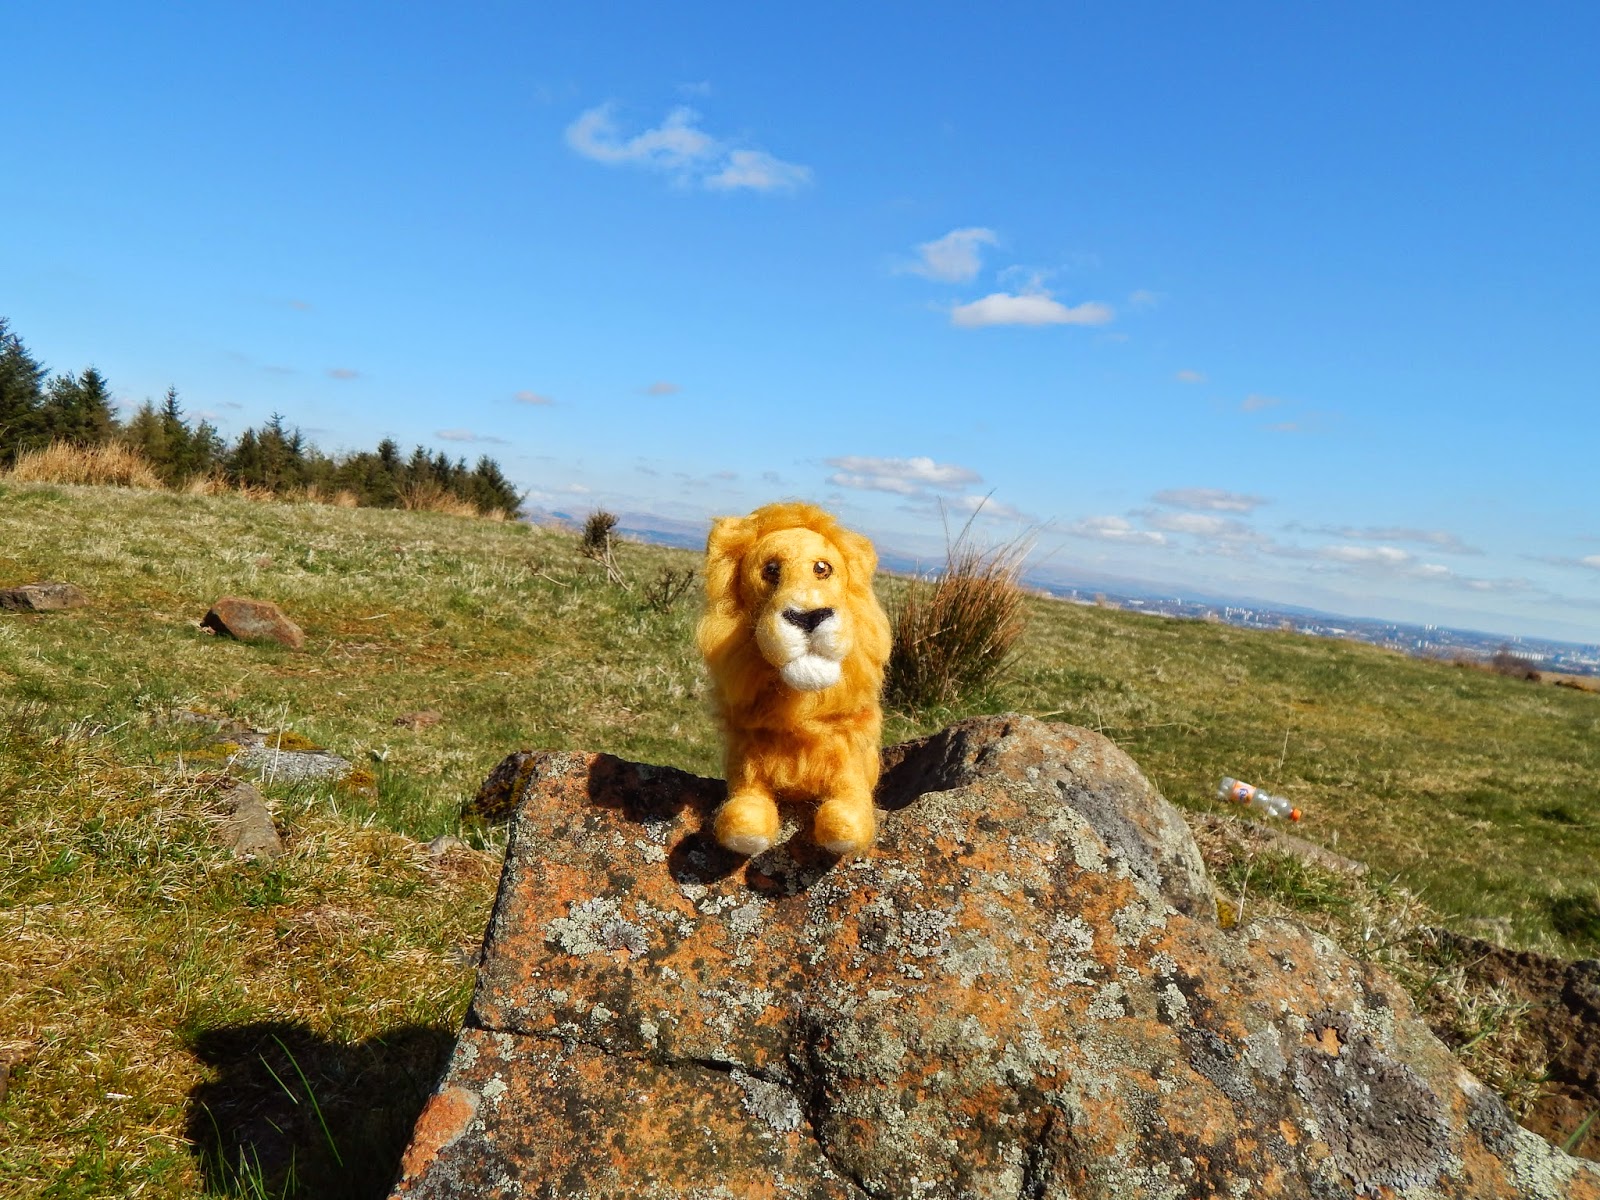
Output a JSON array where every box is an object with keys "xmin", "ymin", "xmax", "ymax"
[{"xmin": 2, "ymin": 481, "xmax": 1596, "ymax": 1197}]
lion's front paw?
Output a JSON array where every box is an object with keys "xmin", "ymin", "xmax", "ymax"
[
  {"xmin": 814, "ymin": 796, "xmax": 876, "ymax": 857},
  {"xmin": 714, "ymin": 792, "xmax": 780, "ymax": 856}
]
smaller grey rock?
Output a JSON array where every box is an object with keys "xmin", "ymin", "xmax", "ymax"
[
  {"xmin": 201, "ymin": 596, "xmax": 305, "ymax": 650},
  {"xmin": 231, "ymin": 743, "xmax": 351, "ymax": 784},
  {"xmin": 216, "ymin": 781, "xmax": 284, "ymax": 860},
  {"xmin": 396, "ymin": 710, "xmax": 444, "ymax": 730},
  {"xmin": 428, "ymin": 835, "xmax": 469, "ymax": 857},
  {"xmin": 0, "ymin": 581, "xmax": 88, "ymax": 612}
]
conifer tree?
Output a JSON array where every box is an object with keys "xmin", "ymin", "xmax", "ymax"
[
  {"xmin": 0, "ymin": 317, "xmax": 48, "ymax": 463},
  {"xmin": 41, "ymin": 367, "xmax": 119, "ymax": 445}
]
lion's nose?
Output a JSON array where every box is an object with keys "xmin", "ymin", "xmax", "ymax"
[{"xmin": 783, "ymin": 607, "xmax": 833, "ymax": 634}]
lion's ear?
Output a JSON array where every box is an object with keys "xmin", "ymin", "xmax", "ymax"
[
  {"xmin": 705, "ymin": 515, "xmax": 757, "ymax": 610},
  {"xmin": 836, "ymin": 528, "xmax": 878, "ymax": 583}
]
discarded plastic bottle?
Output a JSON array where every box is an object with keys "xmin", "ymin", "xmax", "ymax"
[{"xmin": 1217, "ymin": 777, "xmax": 1302, "ymax": 822}]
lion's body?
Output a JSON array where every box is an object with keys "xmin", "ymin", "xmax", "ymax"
[{"xmin": 698, "ymin": 503, "xmax": 891, "ymax": 856}]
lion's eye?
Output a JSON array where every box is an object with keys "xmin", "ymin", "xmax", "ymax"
[
  {"xmin": 812, "ymin": 560, "xmax": 833, "ymax": 580},
  {"xmin": 761, "ymin": 560, "xmax": 781, "ymax": 585}
]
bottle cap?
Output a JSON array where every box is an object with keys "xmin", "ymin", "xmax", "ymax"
[{"xmin": 1289, "ymin": 808, "xmax": 1302, "ymax": 821}]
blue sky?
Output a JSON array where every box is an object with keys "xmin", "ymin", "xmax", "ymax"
[{"xmin": 5, "ymin": 3, "xmax": 1598, "ymax": 642}]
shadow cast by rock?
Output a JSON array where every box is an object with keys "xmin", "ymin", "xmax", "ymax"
[{"xmin": 187, "ymin": 1021, "xmax": 455, "ymax": 1199}]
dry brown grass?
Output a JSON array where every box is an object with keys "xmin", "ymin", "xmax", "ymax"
[
  {"xmin": 6, "ymin": 441, "xmax": 163, "ymax": 489},
  {"xmin": 302, "ymin": 484, "xmax": 362, "ymax": 509},
  {"xmin": 182, "ymin": 474, "xmax": 231, "ymax": 497},
  {"xmin": 398, "ymin": 480, "xmax": 482, "ymax": 518},
  {"xmin": 886, "ymin": 521, "xmax": 1029, "ymax": 711}
]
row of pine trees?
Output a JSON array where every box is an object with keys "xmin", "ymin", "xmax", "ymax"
[{"xmin": 0, "ymin": 317, "xmax": 522, "ymax": 515}]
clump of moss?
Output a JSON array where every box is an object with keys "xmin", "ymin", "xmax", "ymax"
[
  {"xmin": 261, "ymin": 729, "xmax": 321, "ymax": 753},
  {"xmin": 338, "ymin": 766, "xmax": 379, "ymax": 800}
]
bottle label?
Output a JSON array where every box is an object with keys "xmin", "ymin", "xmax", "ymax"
[{"xmin": 1226, "ymin": 780, "xmax": 1257, "ymax": 804}]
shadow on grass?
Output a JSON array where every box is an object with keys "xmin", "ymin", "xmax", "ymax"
[{"xmin": 186, "ymin": 1021, "xmax": 454, "ymax": 1199}]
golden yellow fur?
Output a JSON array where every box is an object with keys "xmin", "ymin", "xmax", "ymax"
[{"xmin": 698, "ymin": 503, "xmax": 892, "ymax": 856}]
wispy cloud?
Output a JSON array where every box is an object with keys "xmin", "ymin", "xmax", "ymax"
[
  {"xmin": 326, "ymin": 367, "xmax": 360, "ymax": 381},
  {"xmin": 288, "ymin": 299, "xmax": 312, "ymax": 312},
  {"xmin": 1319, "ymin": 543, "xmax": 1414, "ymax": 567},
  {"xmin": 514, "ymin": 390, "xmax": 554, "ymax": 405},
  {"xmin": 677, "ymin": 80, "xmax": 713, "ymax": 98},
  {"xmin": 436, "ymin": 429, "xmax": 509, "ymax": 444},
  {"xmin": 565, "ymin": 103, "xmax": 810, "ymax": 193},
  {"xmin": 1152, "ymin": 487, "xmax": 1266, "ymax": 514},
  {"xmin": 1293, "ymin": 524, "xmax": 1481, "ymax": 555},
  {"xmin": 1128, "ymin": 289, "xmax": 1161, "ymax": 310},
  {"xmin": 826, "ymin": 454, "xmax": 981, "ymax": 496},
  {"xmin": 705, "ymin": 149, "xmax": 812, "ymax": 192},
  {"xmin": 950, "ymin": 290, "xmax": 1113, "ymax": 329},
  {"xmin": 1064, "ymin": 515, "xmax": 1168, "ymax": 546},
  {"xmin": 1142, "ymin": 511, "xmax": 1258, "ymax": 539},
  {"xmin": 1174, "ymin": 369, "xmax": 1206, "ymax": 384},
  {"xmin": 1534, "ymin": 552, "xmax": 1600, "ymax": 571},
  {"xmin": 904, "ymin": 227, "xmax": 999, "ymax": 283},
  {"xmin": 1241, "ymin": 393, "xmax": 1280, "ymax": 412}
]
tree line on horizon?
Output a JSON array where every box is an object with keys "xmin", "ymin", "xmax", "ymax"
[{"xmin": 0, "ymin": 316, "xmax": 522, "ymax": 515}]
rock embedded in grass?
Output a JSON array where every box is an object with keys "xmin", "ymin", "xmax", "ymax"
[
  {"xmin": 214, "ymin": 779, "xmax": 284, "ymax": 860},
  {"xmin": 395, "ymin": 709, "xmax": 444, "ymax": 730},
  {"xmin": 393, "ymin": 714, "xmax": 1600, "ymax": 1199},
  {"xmin": 0, "ymin": 580, "xmax": 88, "ymax": 612},
  {"xmin": 200, "ymin": 595, "xmax": 305, "ymax": 650}
]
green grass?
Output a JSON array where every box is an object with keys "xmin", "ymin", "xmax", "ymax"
[{"xmin": 1, "ymin": 480, "xmax": 1598, "ymax": 1194}]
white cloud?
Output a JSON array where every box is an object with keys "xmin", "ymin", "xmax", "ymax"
[
  {"xmin": 704, "ymin": 149, "xmax": 812, "ymax": 192},
  {"xmin": 644, "ymin": 381, "xmax": 680, "ymax": 396},
  {"xmin": 1241, "ymin": 393, "xmax": 1279, "ymax": 412},
  {"xmin": 1151, "ymin": 487, "xmax": 1265, "ymax": 514},
  {"xmin": 826, "ymin": 454, "xmax": 981, "ymax": 496},
  {"xmin": 905, "ymin": 227, "xmax": 999, "ymax": 283},
  {"xmin": 514, "ymin": 390, "xmax": 554, "ymax": 405},
  {"xmin": 1581, "ymin": 555, "xmax": 1600, "ymax": 570},
  {"xmin": 950, "ymin": 291, "xmax": 1113, "ymax": 329},
  {"xmin": 1319, "ymin": 544, "xmax": 1414, "ymax": 567},
  {"xmin": 1144, "ymin": 511, "xmax": 1254, "ymax": 538},
  {"xmin": 565, "ymin": 103, "xmax": 717, "ymax": 171},
  {"xmin": 326, "ymin": 367, "xmax": 360, "ymax": 381},
  {"xmin": 565, "ymin": 103, "xmax": 810, "ymax": 192},
  {"xmin": 436, "ymin": 429, "xmax": 509, "ymax": 444},
  {"xmin": 1174, "ymin": 369, "xmax": 1206, "ymax": 384},
  {"xmin": 903, "ymin": 492, "xmax": 1034, "ymax": 523},
  {"xmin": 1065, "ymin": 516, "xmax": 1168, "ymax": 546},
  {"xmin": 1128, "ymin": 289, "xmax": 1161, "ymax": 310},
  {"xmin": 1304, "ymin": 525, "xmax": 1480, "ymax": 555}
]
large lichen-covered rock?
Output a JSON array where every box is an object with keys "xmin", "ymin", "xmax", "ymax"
[{"xmin": 392, "ymin": 715, "xmax": 1600, "ymax": 1199}]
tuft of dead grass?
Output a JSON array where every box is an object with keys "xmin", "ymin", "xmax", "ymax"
[
  {"xmin": 398, "ymin": 480, "xmax": 481, "ymax": 518},
  {"xmin": 886, "ymin": 516, "xmax": 1029, "ymax": 711},
  {"xmin": 6, "ymin": 441, "xmax": 163, "ymax": 489}
]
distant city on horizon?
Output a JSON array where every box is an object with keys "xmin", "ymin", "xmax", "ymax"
[{"xmin": 531, "ymin": 507, "xmax": 1600, "ymax": 676}]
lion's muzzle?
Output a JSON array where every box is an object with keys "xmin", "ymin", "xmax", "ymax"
[{"xmin": 757, "ymin": 605, "xmax": 848, "ymax": 692}]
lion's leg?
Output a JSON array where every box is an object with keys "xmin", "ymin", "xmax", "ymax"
[
  {"xmin": 714, "ymin": 790, "xmax": 780, "ymax": 856},
  {"xmin": 813, "ymin": 788, "xmax": 876, "ymax": 856}
]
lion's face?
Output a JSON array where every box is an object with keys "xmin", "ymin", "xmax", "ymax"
[
  {"xmin": 699, "ymin": 502, "xmax": 891, "ymax": 702},
  {"xmin": 744, "ymin": 525, "xmax": 856, "ymax": 691}
]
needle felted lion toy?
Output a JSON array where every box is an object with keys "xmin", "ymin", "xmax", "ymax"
[{"xmin": 698, "ymin": 502, "xmax": 892, "ymax": 857}]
